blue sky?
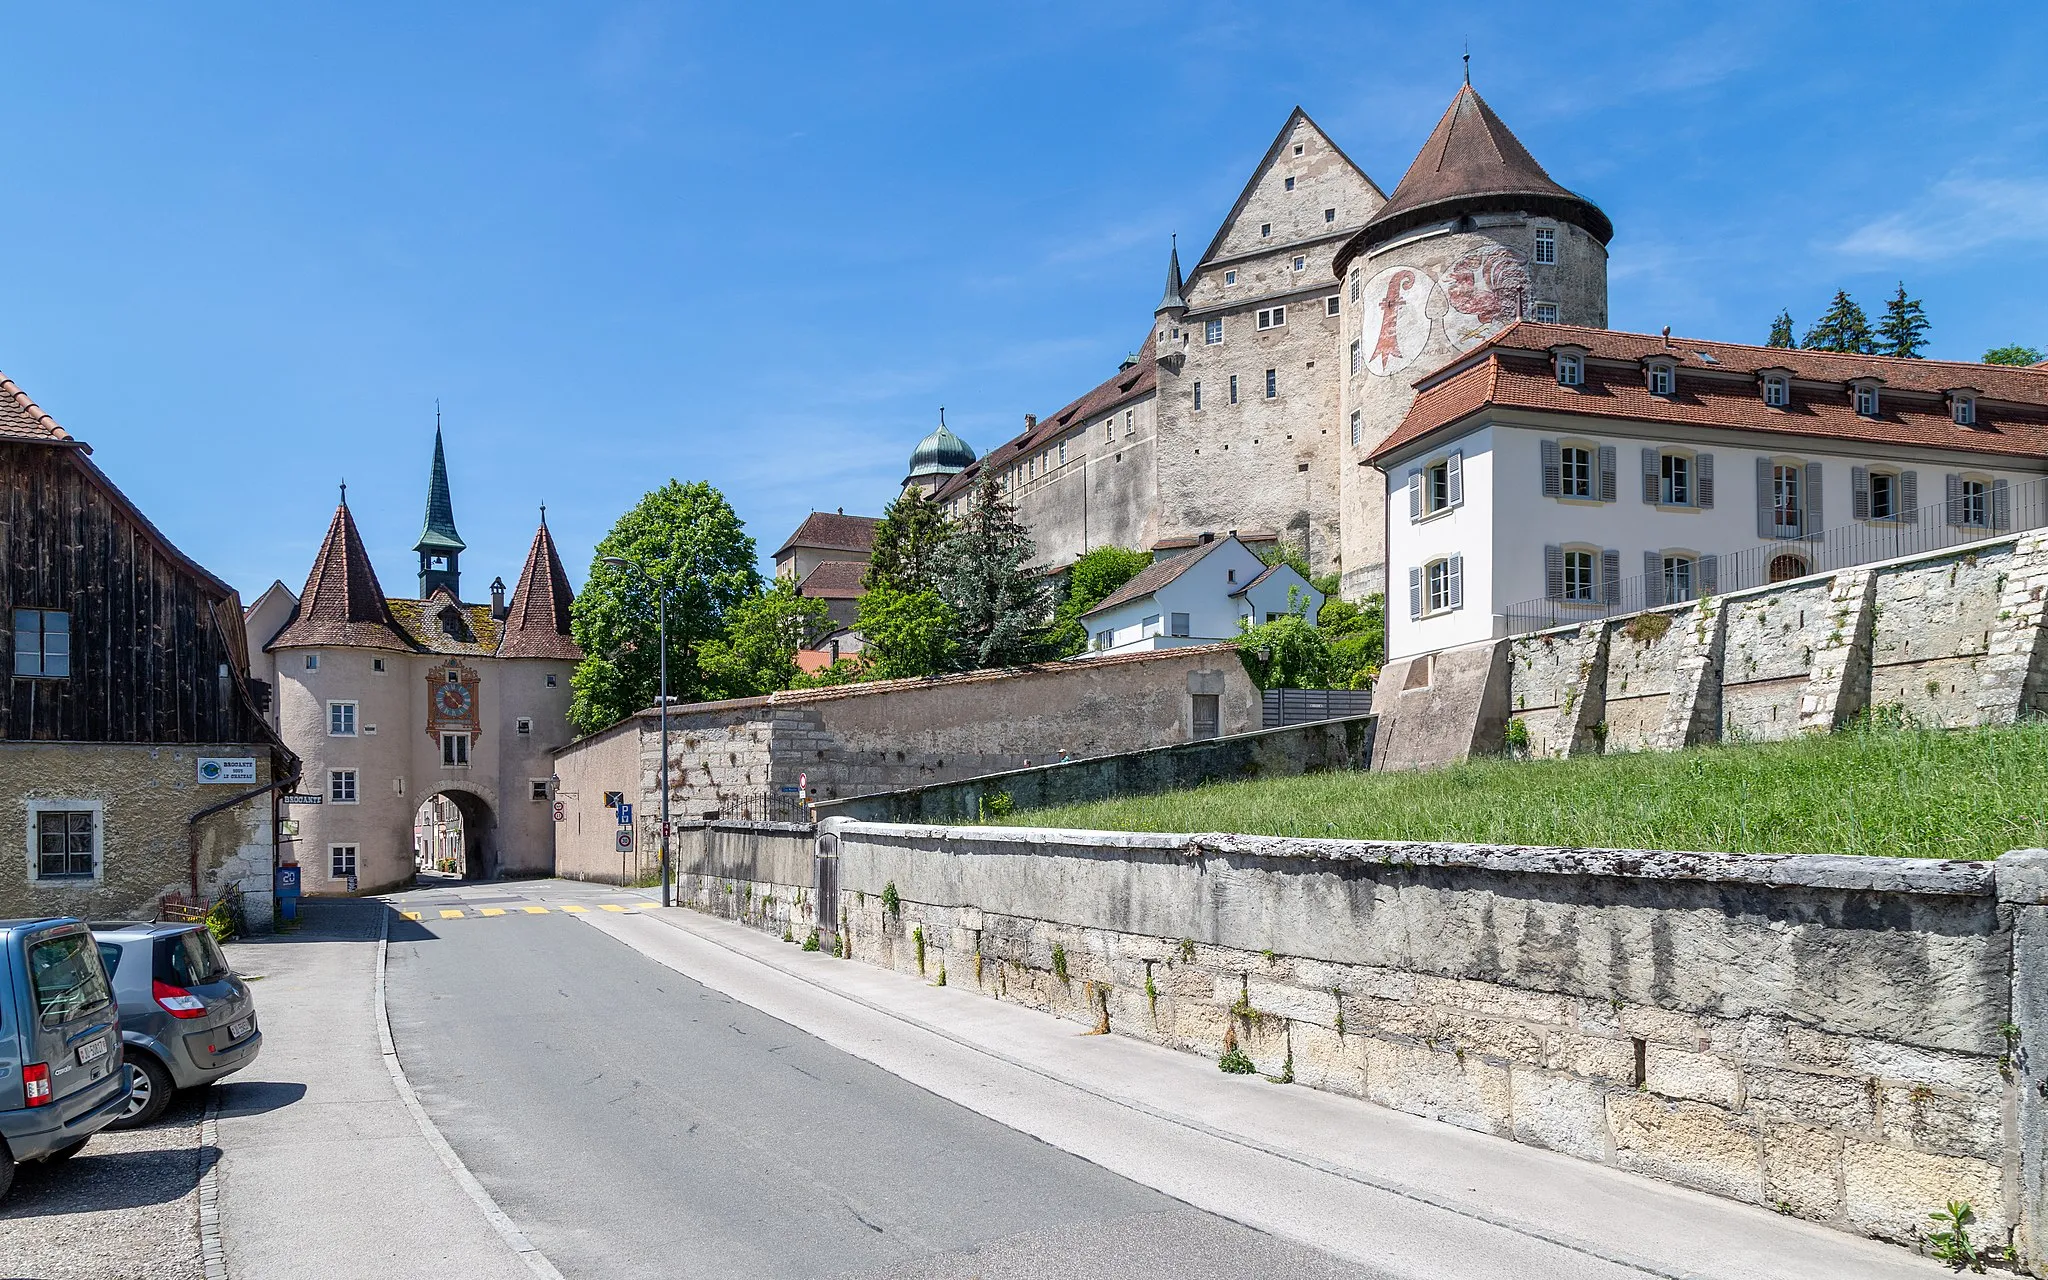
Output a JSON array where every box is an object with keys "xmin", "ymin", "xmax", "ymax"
[{"xmin": 2, "ymin": 4, "xmax": 2043, "ymax": 601}]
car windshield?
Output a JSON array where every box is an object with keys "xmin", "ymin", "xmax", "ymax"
[
  {"xmin": 165, "ymin": 930, "xmax": 230, "ymax": 986},
  {"xmin": 29, "ymin": 931, "xmax": 114, "ymax": 1027}
]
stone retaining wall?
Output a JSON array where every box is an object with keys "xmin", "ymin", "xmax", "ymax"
[{"xmin": 677, "ymin": 817, "xmax": 2048, "ymax": 1270}]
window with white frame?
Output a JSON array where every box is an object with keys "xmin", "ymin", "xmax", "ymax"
[
  {"xmin": 31, "ymin": 805, "xmax": 97, "ymax": 880},
  {"xmin": 1059, "ymin": 440, "xmax": 1068, "ymax": 465},
  {"xmin": 12, "ymin": 609, "xmax": 70, "ymax": 678},
  {"xmin": 1223, "ymin": 270, "xmax": 1237, "ymax": 286},
  {"xmin": 329, "ymin": 769, "xmax": 358, "ymax": 803},
  {"xmin": 1414, "ymin": 453, "xmax": 1462, "ymax": 516},
  {"xmin": 1229, "ymin": 375, "xmax": 1239, "ymax": 405},
  {"xmin": 1141, "ymin": 614, "xmax": 1163, "ymax": 638},
  {"xmin": 1663, "ymin": 554, "xmax": 1696, "ymax": 602},
  {"xmin": 1205, "ymin": 317, "xmax": 1223, "ymax": 344},
  {"xmin": 1264, "ymin": 368, "xmax": 1277, "ymax": 399},
  {"xmin": 1534, "ymin": 226, "xmax": 1557, "ymax": 265},
  {"xmin": 1660, "ymin": 453, "xmax": 1692, "ymax": 506},
  {"xmin": 1349, "ymin": 268, "xmax": 1361, "ymax": 302},
  {"xmin": 1326, "ymin": 295, "xmax": 1340, "ymax": 316},
  {"xmin": 1772, "ymin": 464, "xmax": 1804, "ymax": 537},
  {"xmin": 1762, "ymin": 374, "xmax": 1790, "ymax": 407},
  {"xmin": 1259, "ymin": 223, "xmax": 1270, "ymax": 237},
  {"xmin": 1561, "ymin": 549, "xmax": 1596, "ymax": 602},
  {"xmin": 1560, "ymin": 445, "xmax": 1593, "ymax": 498},
  {"xmin": 441, "ymin": 733, "xmax": 470, "ymax": 767},
  {"xmin": 1953, "ymin": 477, "xmax": 1992, "ymax": 528},
  {"xmin": 1349, "ymin": 410, "xmax": 1362, "ymax": 447},
  {"xmin": 1952, "ymin": 393, "xmax": 1977, "ymax": 426},
  {"xmin": 1104, "ymin": 418, "xmax": 1114, "ymax": 442},
  {"xmin": 305, "ymin": 654, "xmax": 320, "ymax": 671},
  {"xmin": 1257, "ymin": 306, "xmax": 1286, "ymax": 330},
  {"xmin": 1124, "ymin": 409, "xmax": 1134, "ymax": 436},
  {"xmin": 1192, "ymin": 382, "xmax": 1203, "ymax": 411},
  {"xmin": 330, "ymin": 845, "xmax": 358, "ymax": 879},
  {"xmin": 1094, "ymin": 630, "xmax": 1111, "ymax": 651},
  {"xmin": 1854, "ymin": 383, "xmax": 1880, "ymax": 416},
  {"xmin": 1283, "ymin": 176, "xmax": 1295, "ymax": 191},
  {"xmin": 1324, "ymin": 207, "xmax": 1336, "ymax": 223},
  {"xmin": 1169, "ymin": 613, "xmax": 1190, "ymax": 637},
  {"xmin": 1533, "ymin": 302, "xmax": 1559, "ymax": 324},
  {"xmin": 328, "ymin": 701, "xmax": 358, "ymax": 736},
  {"xmin": 1555, "ymin": 352, "xmax": 1583, "ymax": 386},
  {"xmin": 1424, "ymin": 557, "xmax": 1461, "ymax": 614},
  {"xmin": 1349, "ymin": 339, "xmax": 1362, "ymax": 375},
  {"xmin": 1292, "ymin": 255, "xmax": 1307, "ymax": 272},
  {"xmin": 1647, "ymin": 362, "xmax": 1675, "ymax": 396}
]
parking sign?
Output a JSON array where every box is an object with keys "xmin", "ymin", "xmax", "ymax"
[{"xmin": 618, "ymin": 802, "xmax": 633, "ymax": 826}]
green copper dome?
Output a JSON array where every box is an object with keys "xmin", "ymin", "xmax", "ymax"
[{"xmin": 907, "ymin": 417, "xmax": 976, "ymax": 480}]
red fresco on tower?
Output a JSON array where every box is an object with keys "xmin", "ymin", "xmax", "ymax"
[{"xmin": 1372, "ymin": 269, "xmax": 1420, "ymax": 365}]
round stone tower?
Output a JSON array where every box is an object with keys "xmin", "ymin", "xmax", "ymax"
[{"xmin": 1333, "ymin": 81, "xmax": 1613, "ymax": 600}]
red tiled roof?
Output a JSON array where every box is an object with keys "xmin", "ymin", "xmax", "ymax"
[
  {"xmin": 774, "ymin": 511, "xmax": 879, "ymax": 559},
  {"xmin": 269, "ymin": 504, "xmax": 414, "ymax": 651},
  {"xmin": 796, "ymin": 560, "xmax": 867, "ymax": 600},
  {"xmin": 497, "ymin": 519, "xmax": 581, "ymax": 660},
  {"xmin": 0, "ymin": 373, "xmax": 73, "ymax": 443},
  {"xmin": 937, "ymin": 346, "xmax": 1158, "ymax": 503},
  {"xmin": 1372, "ymin": 322, "xmax": 2048, "ymax": 465}
]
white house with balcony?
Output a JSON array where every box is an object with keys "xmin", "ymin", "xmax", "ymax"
[
  {"xmin": 1372, "ymin": 322, "xmax": 2048, "ymax": 661},
  {"xmin": 1079, "ymin": 533, "xmax": 1323, "ymax": 656}
]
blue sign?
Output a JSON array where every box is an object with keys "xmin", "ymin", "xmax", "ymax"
[
  {"xmin": 617, "ymin": 803, "xmax": 633, "ymax": 826},
  {"xmin": 274, "ymin": 865, "xmax": 302, "ymax": 897}
]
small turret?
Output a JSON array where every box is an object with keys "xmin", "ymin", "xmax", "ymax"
[
  {"xmin": 414, "ymin": 419, "xmax": 466, "ymax": 601},
  {"xmin": 903, "ymin": 409, "xmax": 977, "ymax": 495},
  {"xmin": 1156, "ymin": 234, "xmax": 1186, "ymax": 318}
]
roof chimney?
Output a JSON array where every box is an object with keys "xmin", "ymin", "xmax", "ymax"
[
  {"xmin": 1024, "ymin": 413, "xmax": 1038, "ymax": 432},
  {"xmin": 1662, "ymin": 326, "xmax": 1672, "ymax": 347},
  {"xmin": 490, "ymin": 576, "xmax": 508, "ymax": 620},
  {"xmin": 1199, "ymin": 531, "xmax": 1215, "ymax": 544}
]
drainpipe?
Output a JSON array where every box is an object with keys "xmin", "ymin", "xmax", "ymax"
[{"xmin": 188, "ymin": 767, "xmax": 301, "ymax": 904}]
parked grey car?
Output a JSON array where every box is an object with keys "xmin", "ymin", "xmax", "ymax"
[
  {"xmin": 93, "ymin": 922, "xmax": 260, "ymax": 1129},
  {"xmin": 0, "ymin": 918, "xmax": 129, "ymax": 1199}
]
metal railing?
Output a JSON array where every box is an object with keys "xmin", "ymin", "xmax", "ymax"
[
  {"xmin": 1502, "ymin": 474, "xmax": 2046, "ymax": 636},
  {"xmin": 715, "ymin": 791, "xmax": 813, "ymax": 825},
  {"xmin": 1262, "ymin": 687, "xmax": 1374, "ymax": 728}
]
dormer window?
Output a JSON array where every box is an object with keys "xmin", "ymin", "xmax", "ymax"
[
  {"xmin": 1646, "ymin": 361, "xmax": 1676, "ymax": 396},
  {"xmin": 1554, "ymin": 351, "xmax": 1584, "ymax": 387},
  {"xmin": 1761, "ymin": 373, "xmax": 1790, "ymax": 408},
  {"xmin": 1851, "ymin": 381, "xmax": 1881, "ymax": 417},
  {"xmin": 1950, "ymin": 391, "xmax": 1979, "ymax": 426}
]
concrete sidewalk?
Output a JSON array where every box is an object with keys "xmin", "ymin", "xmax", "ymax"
[
  {"xmin": 597, "ymin": 901, "xmax": 1951, "ymax": 1280},
  {"xmin": 216, "ymin": 901, "xmax": 534, "ymax": 1280}
]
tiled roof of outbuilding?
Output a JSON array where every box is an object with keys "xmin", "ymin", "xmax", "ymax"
[
  {"xmin": 0, "ymin": 374, "xmax": 72, "ymax": 442},
  {"xmin": 1372, "ymin": 322, "xmax": 2048, "ymax": 464},
  {"xmin": 497, "ymin": 519, "xmax": 581, "ymax": 660},
  {"xmin": 774, "ymin": 512, "xmax": 879, "ymax": 559},
  {"xmin": 796, "ymin": 560, "xmax": 868, "ymax": 600},
  {"xmin": 1081, "ymin": 541, "xmax": 1223, "ymax": 618}
]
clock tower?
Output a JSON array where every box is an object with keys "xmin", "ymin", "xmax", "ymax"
[{"xmin": 415, "ymin": 422, "xmax": 466, "ymax": 600}]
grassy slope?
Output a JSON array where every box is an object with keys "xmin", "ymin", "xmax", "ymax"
[{"xmin": 995, "ymin": 722, "xmax": 2048, "ymax": 860}]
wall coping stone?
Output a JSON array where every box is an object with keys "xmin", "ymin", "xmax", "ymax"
[{"xmin": 822, "ymin": 819, "xmax": 2000, "ymax": 897}]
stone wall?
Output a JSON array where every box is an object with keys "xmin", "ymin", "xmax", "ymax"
[
  {"xmin": 0, "ymin": 743, "xmax": 276, "ymax": 924},
  {"xmin": 682, "ymin": 817, "xmax": 2048, "ymax": 1265},
  {"xmin": 1374, "ymin": 531, "xmax": 2048, "ymax": 770},
  {"xmin": 815, "ymin": 715, "xmax": 1373, "ymax": 824},
  {"xmin": 673, "ymin": 821, "xmax": 820, "ymax": 939}
]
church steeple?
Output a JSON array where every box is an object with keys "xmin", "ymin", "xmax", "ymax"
[
  {"xmin": 414, "ymin": 416, "xmax": 467, "ymax": 600},
  {"xmin": 1156, "ymin": 234, "xmax": 1186, "ymax": 316}
]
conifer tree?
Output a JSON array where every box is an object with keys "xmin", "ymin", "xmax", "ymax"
[
  {"xmin": 1876, "ymin": 283, "xmax": 1930, "ymax": 358},
  {"xmin": 863, "ymin": 487, "xmax": 952, "ymax": 594},
  {"xmin": 1766, "ymin": 310, "xmax": 1795, "ymax": 349},
  {"xmin": 932, "ymin": 469, "xmax": 1050, "ymax": 670},
  {"xmin": 1801, "ymin": 291, "xmax": 1875, "ymax": 354}
]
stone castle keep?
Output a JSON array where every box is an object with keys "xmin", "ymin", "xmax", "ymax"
[{"xmin": 906, "ymin": 82, "xmax": 1610, "ymax": 601}]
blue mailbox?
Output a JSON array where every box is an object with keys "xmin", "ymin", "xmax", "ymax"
[{"xmin": 275, "ymin": 863, "xmax": 302, "ymax": 924}]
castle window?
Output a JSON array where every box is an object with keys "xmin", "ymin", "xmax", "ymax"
[
  {"xmin": 1349, "ymin": 410, "xmax": 1361, "ymax": 446},
  {"xmin": 1292, "ymin": 143, "xmax": 1304, "ymax": 156},
  {"xmin": 1534, "ymin": 226, "xmax": 1557, "ymax": 265},
  {"xmin": 1324, "ymin": 208, "xmax": 1336, "ymax": 224},
  {"xmin": 1193, "ymin": 382, "xmax": 1203, "ymax": 411},
  {"xmin": 1283, "ymin": 176, "xmax": 1295, "ymax": 191},
  {"xmin": 11, "ymin": 609, "xmax": 69, "ymax": 679},
  {"xmin": 1223, "ymin": 270, "xmax": 1237, "ymax": 286},
  {"xmin": 1257, "ymin": 306, "xmax": 1286, "ymax": 330},
  {"xmin": 1229, "ymin": 375, "xmax": 1239, "ymax": 405},
  {"xmin": 1349, "ymin": 269, "xmax": 1360, "ymax": 302},
  {"xmin": 1326, "ymin": 295, "xmax": 1340, "ymax": 316},
  {"xmin": 329, "ymin": 769, "xmax": 358, "ymax": 804},
  {"xmin": 545, "ymin": 674, "xmax": 557, "ymax": 687},
  {"xmin": 1205, "ymin": 317, "xmax": 1223, "ymax": 344},
  {"xmin": 1059, "ymin": 440, "xmax": 1068, "ymax": 465},
  {"xmin": 1259, "ymin": 223, "xmax": 1271, "ymax": 238},
  {"xmin": 1533, "ymin": 302, "xmax": 1559, "ymax": 324},
  {"xmin": 1124, "ymin": 409, "xmax": 1134, "ymax": 436},
  {"xmin": 1647, "ymin": 362, "xmax": 1675, "ymax": 396},
  {"xmin": 328, "ymin": 701, "xmax": 358, "ymax": 737},
  {"xmin": 1952, "ymin": 393, "xmax": 1977, "ymax": 426},
  {"xmin": 1105, "ymin": 418, "xmax": 1114, "ymax": 442},
  {"xmin": 1292, "ymin": 255, "xmax": 1307, "ymax": 272},
  {"xmin": 1854, "ymin": 468, "xmax": 1908, "ymax": 522},
  {"xmin": 1555, "ymin": 353, "xmax": 1583, "ymax": 386},
  {"xmin": 530, "ymin": 780, "xmax": 550, "ymax": 802},
  {"xmin": 1350, "ymin": 339, "xmax": 1361, "ymax": 375},
  {"xmin": 1264, "ymin": 369, "xmax": 1277, "ymax": 399},
  {"xmin": 373, "ymin": 658, "xmax": 385, "ymax": 672},
  {"xmin": 305, "ymin": 654, "xmax": 320, "ymax": 671},
  {"xmin": 330, "ymin": 845, "xmax": 357, "ymax": 879},
  {"xmin": 1762, "ymin": 374, "xmax": 1790, "ymax": 407}
]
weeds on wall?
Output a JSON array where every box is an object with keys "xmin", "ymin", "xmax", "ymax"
[
  {"xmin": 1217, "ymin": 1024, "xmax": 1255, "ymax": 1074},
  {"xmin": 913, "ymin": 925, "xmax": 926, "ymax": 974},
  {"xmin": 803, "ymin": 930, "xmax": 821, "ymax": 952},
  {"xmin": 934, "ymin": 964, "xmax": 946, "ymax": 987},
  {"xmin": 1051, "ymin": 942, "xmax": 1069, "ymax": 984},
  {"xmin": 881, "ymin": 882, "xmax": 901, "ymax": 917},
  {"xmin": 1925, "ymin": 1201, "xmax": 1986, "ymax": 1272}
]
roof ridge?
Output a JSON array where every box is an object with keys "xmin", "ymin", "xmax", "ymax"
[{"xmin": 0, "ymin": 373, "xmax": 74, "ymax": 443}]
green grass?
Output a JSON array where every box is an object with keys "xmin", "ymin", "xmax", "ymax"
[{"xmin": 995, "ymin": 721, "xmax": 2048, "ymax": 860}]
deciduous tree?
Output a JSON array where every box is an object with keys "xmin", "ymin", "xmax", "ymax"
[
  {"xmin": 1985, "ymin": 345, "xmax": 2045, "ymax": 367},
  {"xmin": 1231, "ymin": 614, "xmax": 1337, "ymax": 690},
  {"xmin": 696, "ymin": 578, "xmax": 833, "ymax": 698},
  {"xmin": 1046, "ymin": 546, "xmax": 1152, "ymax": 657},
  {"xmin": 854, "ymin": 586, "xmax": 956, "ymax": 679}
]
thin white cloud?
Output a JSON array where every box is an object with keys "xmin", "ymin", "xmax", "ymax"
[{"xmin": 1836, "ymin": 172, "xmax": 2048, "ymax": 261}]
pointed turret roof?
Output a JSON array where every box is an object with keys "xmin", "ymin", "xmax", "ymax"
[
  {"xmin": 1157, "ymin": 235, "xmax": 1186, "ymax": 313},
  {"xmin": 495, "ymin": 514, "xmax": 582, "ymax": 660},
  {"xmin": 415, "ymin": 425, "xmax": 466, "ymax": 554},
  {"xmin": 1335, "ymin": 84, "xmax": 1611, "ymax": 272},
  {"xmin": 269, "ymin": 499, "xmax": 413, "ymax": 651}
]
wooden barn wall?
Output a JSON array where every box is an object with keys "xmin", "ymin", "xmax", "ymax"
[{"xmin": 1, "ymin": 443, "xmax": 265, "ymax": 744}]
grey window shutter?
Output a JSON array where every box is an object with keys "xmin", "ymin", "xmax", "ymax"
[
  {"xmin": 1447, "ymin": 554, "xmax": 1463, "ymax": 609},
  {"xmin": 1946, "ymin": 473, "xmax": 1964, "ymax": 526},
  {"xmin": 1995, "ymin": 479, "xmax": 2012, "ymax": 530},
  {"xmin": 1804, "ymin": 461, "xmax": 1823, "ymax": 539},
  {"xmin": 1851, "ymin": 466, "xmax": 1870, "ymax": 521},
  {"xmin": 1642, "ymin": 448, "xmax": 1660, "ymax": 504},
  {"xmin": 1699, "ymin": 554, "xmax": 1719, "ymax": 593},
  {"xmin": 1601, "ymin": 549, "xmax": 1622, "ymax": 605},
  {"xmin": 1900, "ymin": 470, "xmax": 1918, "ymax": 523},
  {"xmin": 1598, "ymin": 445, "xmax": 1617, "ymax": 503},
  {"xmin": 1447, "ymin": 451, "xmax": 1464, "ymax": 507},
  {"xmin": 1408, "ymin": 567, "xmax": 1422, "ymax": 619},
  {"xmin": 1697, "ymin": 452, "xmax": 1714, "ymax": 508},
  {"xmin": 1756, "ymin": 456, "xmax": 1774, "ymax": 539},
  {"xmin": 1541, "ymin": 439, "xmax": 1561, "ymax": 497},
  {"xmin": 1544, "ymin": 545, "xmax": 1565, "ymax": 600},
  {"xmin": 1408, "ymin": 469, "xmax": 1422, "ymax": 521},
  {"xmin": 1644, "ymin": 551, "xmax": 1666, "ymax": 606}
]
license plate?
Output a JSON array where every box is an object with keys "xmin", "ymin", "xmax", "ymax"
[
  {"xmin": 228, "ymin": 1017, "xmax": 253, "ymax": 1042},
  {"xmin": 76, "ymin": 1038, "xmax": 108, "ymax": 1066}
]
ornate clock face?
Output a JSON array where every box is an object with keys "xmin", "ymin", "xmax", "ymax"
[{"xmin": 436, "ymin": 684, "xmax": 474, "ymax": 717}]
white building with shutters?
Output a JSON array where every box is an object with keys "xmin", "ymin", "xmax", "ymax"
[
  {"xmin": 1372, "ymin": 323, "xmax": 2048, "ymax": 661},
  {"xmin": 1077, "ymin": 533, "xmax": 1324, "ymax": 657}
]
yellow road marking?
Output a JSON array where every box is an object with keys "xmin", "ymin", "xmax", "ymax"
[
  {"xmin": 401, "ymin": 911, "xmax": 422, "ymax": 921},
  {"xmin": 522, "ymin": 906, "xmax": 548, "ymax": 914},
  {"xmin": 599, "ymin": 904, "xmax": 627, "ymax": 913},
  {"xmin": 561, "ymin": 905, "xmax": 588, "ymax": 914},
  {"xmin": 439, "ymin": 909, "xmax": 466, "ymax": 919},
  {"xmin": 480, "ymin": 908, "xmax": 506, "ymax": 917}
]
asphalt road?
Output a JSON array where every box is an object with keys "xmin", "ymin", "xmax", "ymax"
[{"xmin": 382, "ymin": 881, "xmax": 1374, "ymax": 1279}]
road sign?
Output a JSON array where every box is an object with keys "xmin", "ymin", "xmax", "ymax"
[
  {"xmin": 617, "ymin": 802, "xmax": 633, "ymax": 826},
  {"xmin": 198, "ymin": 757, "xmax": 257, "ymax": 784},
  {"xmin": 614, "ymin": 829, "xmax": 634, "ymax": 853},
  {"xmin": 552, "ymin": 801, "xmax": 566, "ymax": 823},
  {"xmin": 660, "ymin": 823, "xmax": 671, "ymax": 837}
]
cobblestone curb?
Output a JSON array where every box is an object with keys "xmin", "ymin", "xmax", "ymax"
[{"xmin": 198, "ymin": 1078, "xmax": 227, "ymax": 1280}]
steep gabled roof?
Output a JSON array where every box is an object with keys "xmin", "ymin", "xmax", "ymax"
[
  {"xmin": 269, "ymin": 502, "xmax": 414, "ymax": 651},
  {"xmin": 1082, "ymin": 539, "xmax": 1229, "ymax": 618},
  {"xmin": 795, "ymin": 560, "xmax": 868, "ymax": 600},
  {"xmin": 0, "ymin": 373, "xmax": 73, "ymax": 442},
  {"xmin": 1193, "ymin": 107, "xmax": 1386, "ymax": 273},
  {"xmin": 496, "ymin": 517, "xmax": 581, "ymax": 660},
  {"xmin": 1336, "ymin": 84, "xmax": 1612, "ymax": 274},
  {"xmin": 774, "ymin": 511, "xmax": 880, "ymax": 559}
]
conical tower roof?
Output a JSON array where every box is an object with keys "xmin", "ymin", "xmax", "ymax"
[
  {"xmin": 1337, "ymin": 84, "xmax": 1611, "ymax": 270},
  {"xmin": 1157, "ymin": 235, "xmax": 1186, "ymax": 313},
  {"xmin": 415, "ymin": 425, "xmax": 466, "ymax": 554},
  {"xmin": 270, "ymin": 497, "xmax": 412, "ymax": 651},
  {"xmin": 497, "ymin": 513, "xmax": 582, "ymax": 660}
]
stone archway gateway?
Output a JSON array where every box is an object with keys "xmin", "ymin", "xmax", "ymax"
[{"xmin": 413, "ymin": 787, "xmax": 499, "ymax": 881}]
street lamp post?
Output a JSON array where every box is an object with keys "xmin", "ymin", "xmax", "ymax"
[{"xmin": 603, "ymin": 554, "xmax": 679, "ymax": 908}]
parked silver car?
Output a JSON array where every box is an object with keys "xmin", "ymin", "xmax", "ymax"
[
  {"xmin": 92, "ymin": 922, "xmax": 261, "ymax": 1129},
  {"xmin": 0, "ymin": 918, "xmax": 129, "ymax": 1200}
]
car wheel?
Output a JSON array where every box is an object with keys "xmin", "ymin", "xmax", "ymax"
[
  {"xmin": 107, "ymin": 1055, "xmax": 173, "ymax": 1130},
  {"xmin": 43, "ymin": 1137, "xmax": 89, "ymax": 1163},
  {"xmin": 0, "ymin": 1143, "xmax": 14, "ymax": 1202}
]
